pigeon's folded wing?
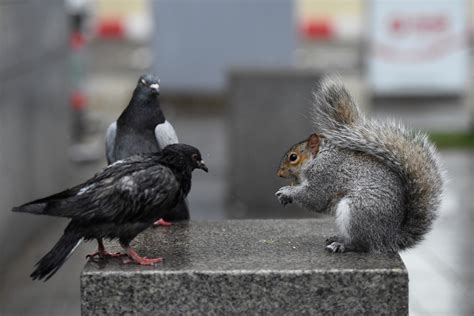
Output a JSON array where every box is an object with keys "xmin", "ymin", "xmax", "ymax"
[
  {"xmin": 40, "ymin": 165, "xmax": 180, "ymax": 223},
  {"xmin": 155, "ymin": 120, "xmax": 179, "ymax": 149},
  {"xmin": 105, "ymin": 122, "xmax": 117, "ymax": 164}
]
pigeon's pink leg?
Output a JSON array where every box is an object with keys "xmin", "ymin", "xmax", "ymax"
[
  {"xmin": 86, "ymin": 239, "xmax": 126, "ymax": 259},
  {"xmin": 121, "ymin": 244, "xmax": 163, "ymax": 265},
  {"xmin": 153, "ymin": 218, "xmax": 172, "ymax": 227}
]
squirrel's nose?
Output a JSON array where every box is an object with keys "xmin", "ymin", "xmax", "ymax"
[{"xmin": 277, "ymin": 170, "xmax": 284, "ymax": 177}]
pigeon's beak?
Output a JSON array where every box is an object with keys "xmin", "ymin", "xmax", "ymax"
[
  {"xmin": 150, "ymin": 83, "xmax": 160, "ymax": 95},
  {"xmin": 197, "ymin": 160, "xmax": 208, "ymax": 172}
]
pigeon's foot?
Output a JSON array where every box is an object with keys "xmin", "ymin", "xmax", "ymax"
[
  {"xmin": 153, "ymin": 218, "xmax": 172, "ymax": 227},
  {"xmin": 86, "ymin": 250, "xmax": 126, "ymax": 260},
  {"xmin": 123, "ymin": 246, "xmax": 163, "ymax": 266},
  {"xmin": 86, "ymin": 238, "xmax": 127, "ymax": 260},
  {"xmin": 87, "ymin": 238, "xmax": 127, "ymax": 260}
]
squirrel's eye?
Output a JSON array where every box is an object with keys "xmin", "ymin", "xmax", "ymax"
[{"xmin": 289, "ymin": 153, "xmax": 298, "ymax": 162}]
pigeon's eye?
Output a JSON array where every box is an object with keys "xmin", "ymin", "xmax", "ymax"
[
  {"xmin": 288, "ymin": 153, "xmax": 299, "ymax": 164},
  {"xmin": 192, "ymin": 154, "xmax": 199, "ymax": 161}
]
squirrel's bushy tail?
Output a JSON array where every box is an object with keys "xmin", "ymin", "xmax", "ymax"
[{"xmin": 312, "ymin": 77, "xmax": 444, "ymax": 249}]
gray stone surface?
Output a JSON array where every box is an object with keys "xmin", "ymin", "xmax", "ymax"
[
  {"xmin": 81, "ymin": 218, "xmax": 408, "ymax": 315},
  {"xmin": 227, "ymin": 70, "xmax": 323, "ymax": 218}
]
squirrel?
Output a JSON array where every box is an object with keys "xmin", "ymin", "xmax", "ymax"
[{"xmin": 275, "ymin": 78, "xmax": 444, "ymax": 253}]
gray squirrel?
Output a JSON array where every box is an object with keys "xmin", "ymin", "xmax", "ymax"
[{"xmin": 275, "ymin": 78, "xmax": 444, "ymax": 253}]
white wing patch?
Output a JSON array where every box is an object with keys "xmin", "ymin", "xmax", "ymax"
[
  {"xmin": 119, "ymin": 176, "xmax": 136, "ymax": 192},
  {"xmin": 155, "ymin": 120, "xmax": 179, "ymax": 149},
  {"xmin": 78, "ymin": 184, "xmax": 95, "ymax": 196},
  {"xmin": 105, "ymin": 121, "xmax": 117, "ymax": 163},
  {"xmin": 335, "ymin": 198, "xmax": 352, "ymax": 240},
  {"xmin": 109, "ymin": 159, "xmax": 126, "ymax": 167}
]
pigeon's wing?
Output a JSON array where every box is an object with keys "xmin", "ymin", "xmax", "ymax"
[
  {"xmin": 154, "ymin": 120, "xmax": 179, "ymax": 149},
  {"xmin": 105, "ymin": 121, "xmax": 117, "ymax": 164},
  {"xmin": 15, "ymin": 158, "xmax": 137, "ymax": 216},
  {"xmin": 49, "ymin": 164, "xmax": 180, "ymax": 223}
]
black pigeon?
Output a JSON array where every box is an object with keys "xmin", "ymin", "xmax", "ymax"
[
  {"xmin": 12, "ymin": 144, "xmax": 208, "ymax": 281},
  {"xmin": 105, "ymin": 74, "xmax": 189, "ymax": 227}
]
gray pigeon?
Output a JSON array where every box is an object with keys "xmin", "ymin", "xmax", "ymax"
[{"xmin": 105, "ymin": 74, "xmax": 189, "ymax": 225}]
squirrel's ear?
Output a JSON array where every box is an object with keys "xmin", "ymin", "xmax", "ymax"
[{"xmin": 307, "ymin": 133, "xmax": 320, "ymax": 157}]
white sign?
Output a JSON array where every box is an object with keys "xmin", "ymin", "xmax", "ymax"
[{"xmin": 368, "ymin": 0, "xmax": 469, "ymax": 96}]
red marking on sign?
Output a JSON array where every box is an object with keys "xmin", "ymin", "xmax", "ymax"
[
  {"xmin": 373, "ymin": 32, "xmax": 466, "ymax": 63},
  {"xmin": 300, "ymin": 20, "xmax": 334, "ymax": 40},
  {"xmin": 96, "ymin": 18, "xmax": 125, "ymax": 39},
  {"xmin": 391, "ymin": 19, "xmax": 403, "ymax": 32},
  {"xmin": 389, "ymin": 14, "xmax": 449, "ymax": 36}
]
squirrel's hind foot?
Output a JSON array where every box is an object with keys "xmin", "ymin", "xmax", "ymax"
[
  {"xmin": 325, "ymin": 241, "xmax": 347, "ymax": 253},
  {"xmin": 325, "ymin": 235, "xmax": 343, "ymax": 245}
]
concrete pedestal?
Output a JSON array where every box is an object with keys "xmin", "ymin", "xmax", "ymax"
[{"xmin": 81, "ymin": 219, "xmax": 408, "ymax": 315}]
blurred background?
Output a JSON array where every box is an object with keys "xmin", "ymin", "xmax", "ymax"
[{"xmin": 0, "ymin": 0, "xmax": 472, "ymax": 315}]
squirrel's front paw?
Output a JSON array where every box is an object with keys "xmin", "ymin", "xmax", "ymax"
[{"xmin": 275, "ymin": 187, "xmax": 293, "ymax": 206}]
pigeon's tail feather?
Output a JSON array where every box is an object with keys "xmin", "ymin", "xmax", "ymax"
[
  {"xmin": 12, "ymin": 203, "xmax": 47, "ymax": 215},
  {"xmin": 11, "ymin": 188, "xmax": 74, "ymax": 215},
  {"xmin": 31, "ymin": 232, "xmax": 82, "ymax": 281}
]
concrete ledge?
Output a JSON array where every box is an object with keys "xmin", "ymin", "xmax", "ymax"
[{"xmin": 81, "ymin": 219, "xmax": 408, "ymax": 315}]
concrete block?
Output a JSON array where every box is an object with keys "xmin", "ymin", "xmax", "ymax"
[{"xmin": 81, "ymin": 219, "xmax": 408, "ymax": 315}]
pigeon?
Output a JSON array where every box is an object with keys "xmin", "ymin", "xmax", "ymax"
[
  {"xmin": 12, "ymin": 144, "xmax": 208, "ymax": 281},
  {"xmin": 105, "ymin": 74, "xmax": 189, "ymax": 226}
]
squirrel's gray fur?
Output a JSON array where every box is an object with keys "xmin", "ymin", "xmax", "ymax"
[{"xmin": 276, "ymin": 77, "xmax": 444, "ymax": 253}]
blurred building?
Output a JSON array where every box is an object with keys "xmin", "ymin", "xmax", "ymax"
[
  {"xmin": 152, "ymin": 0, "xmax": 296, "ymax": 94},
  {"xmin": 297, "ymin": 0, "xmax": 363, "ymax": 71},
  {"xmin": 0, "ymin": 0, "xmax": 71, "ymax": 269}
]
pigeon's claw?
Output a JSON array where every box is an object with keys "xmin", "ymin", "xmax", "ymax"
[
  {"xmin": 87, "ymin": 239, "xmax": 127, "ymax": 260},
  {"xmin": 122, "ymin": 245, "xmax": 163, "ymax": 266},
  {"xmin": 86, "ymin": 250, "xmax": 126, "ymax": 260},
  {"xmin": 135, "ymin": 257, "xmax": 163, "ymax": 265},
  {"xmin": 153, "ymin": 218, "xmax": 172, "ymax": 227}
]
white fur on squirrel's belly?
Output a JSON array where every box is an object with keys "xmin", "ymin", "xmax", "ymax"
[{"xmin": 335, "ymin": 198, "xmax": 351, "ymax": 239}]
